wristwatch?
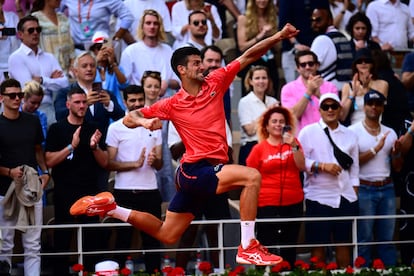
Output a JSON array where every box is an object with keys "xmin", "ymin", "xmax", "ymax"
[{"xmin": 292, "ymin": 145, "xmax": 300, "ymax": 152}]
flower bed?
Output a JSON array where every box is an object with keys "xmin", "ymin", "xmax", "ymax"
[{"xmin": 71, "ymin": 256, "xmax": 414, "ymax": 276}]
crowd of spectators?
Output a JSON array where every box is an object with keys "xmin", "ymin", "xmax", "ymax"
[{"xmin": 1, "ymin": 0, "xmax": 414, "ymax": 274}]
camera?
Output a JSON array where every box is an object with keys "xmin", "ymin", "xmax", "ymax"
[
  {"xmin": 282, "ymin": 125, "xmax": 292, "ymax": 134},
  {"xmin": 1, "ymin": 28, "xmax": 16, "ymax": 36}
]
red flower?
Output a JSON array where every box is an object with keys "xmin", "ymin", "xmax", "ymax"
[
  {"xmin": 162, "ymin": 266, "xmax": 174, "ymax": 274},
  {"xmin": 294, "ymin": 260, "xmax": 306, "ymax": 267},
  {"xmin": 170, "ymin": 267, "xmax": 186, "ymax": 276},
  {"xmin": 345, "ymin": 266, "xmax": 354, "ymax": 274},
  {"xmin": 120, "ymin": 267, "xmax": 131, "ymax": 276},
  {"xmin": 372, "ymin": 259, "xmax": 385, "ymax": 269},
  {"xmin": 228, "ymin": 272, "xmax": 237, "ymax": 276},
  {"xmin": 233, "ymin": 265, "xmax": 245, "ymax": 274},
  {"xmin": 198, "ymin": 261, "xmax": 212, "ymax": 274},
  {"xmin": 354, "ymin": 256, "xmax": 366, "ymax": 268},
  {"xmin": 72, "ymin": 263, "xmax": 84, "ymax": 272},
  {"xmin": 271, "ymin": 261, "xmax": 291, "ymax": 272},
  {"xmin": 314, "ymin": 261, "xmax": 326, "ymax": 270},
  {"xmin": 326, "ymin": 262, "xmax": 338, "ymax": 270},
  {"xmin": 310, "ymin": 256, "xmax": 319, "ymax": 263}
]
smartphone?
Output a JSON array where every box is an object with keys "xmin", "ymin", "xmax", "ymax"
[
  {"xmin": 1, "ymin": 28, "xmax": 16, "ymax": 36},
  {"xmin": 92, "ymin": 82, "xmax": 102, "ymax": 92},
  {"xmin": 282, "ymin": 125, "xmax": 292, "ymax": 134}
]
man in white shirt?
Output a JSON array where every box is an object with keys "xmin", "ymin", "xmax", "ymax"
[
  {"xmin": 367, "ymin": 0, "xmax": 414, "ymax": 51},
  {"xmin": 106, "ymin": 85, "xmax": 163, "ymax": 273},
  {"xmin": 8, "ymin": 15, "xmax": 69, "ymax": 127},
  {"xmin": 120, "ymin": 9, "xmax": 179, "ymax": 97},
  {"xmin": 298, "ymin": 93, "xmax": 359, "ymax": 268}
]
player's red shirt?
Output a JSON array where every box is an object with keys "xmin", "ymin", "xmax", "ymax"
[{"xmin": 140, "ymin": 60, "xmax": 240, "ymax": 164}]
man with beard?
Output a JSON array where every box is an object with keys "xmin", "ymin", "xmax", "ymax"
[
  {"xmin": 45, "ymin": 88, "xmax": 108, "ymax": 274},
  {"xmin": 281, "ymin": 50, "xmax": 338, "ymax": 134},
  {"xmin": 105, "ymin": 85, "xmax": 163, "ymax": 273},
  {"xmin": 310, "ymin": 7, "xmax": 353, "ymax": 91}
]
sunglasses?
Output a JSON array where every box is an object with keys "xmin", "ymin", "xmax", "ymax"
[
  {"xmin": 192, "ymin": 20, "xmax": 207, "ymax": 26},
  {"xmin": 143, "ymin": 70, "xmax": 161, "ymax": 78},
  {"xmin": 26, "ymin": 27, "xmax": 42, "ymax": 34},
  {"xmin": 365, "ymin": 100, "xmax": 384, "ymax": 106},
  {"xmin": 311, "ymin": 17, "xmax": 322, "ymax": 23},
  {"xmin": 1, "ymin": 92, "xmax": 25, "ymax": 99},
  {"xmin": 299, "ymin": 61, "xmax": 316, "ymax": 68},
  {"xmin": 355, "ymin": 58, "xmax": 373, "ymax": 64},
  {"xmin": 320, "ymin": 102, "xmax": 340, "ymax": 111}
]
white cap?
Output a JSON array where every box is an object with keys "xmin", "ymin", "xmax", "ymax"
[
  {"xmin": 91, "ymin": 30, "xmax": 109, "ymax": 44},
  {"xmin": 95, "ymin": 260, "xmax": 119, "ymax": 276},
  {"xmin": 319, "ymin": 93, "xmax": 341, "ymax": 107}
]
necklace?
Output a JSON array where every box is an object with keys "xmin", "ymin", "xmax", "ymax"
[{"xmin": 362, "ymin": 120, "xmax": 381, "ymax": 141}]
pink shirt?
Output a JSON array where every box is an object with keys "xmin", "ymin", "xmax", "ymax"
[
  {"xmin": 281, "ymin": 77, "xmax": 338, "ymax": 133},
  {"xmin": 140, "ymin": 60, "xmax": 240, "ymax": 164}
]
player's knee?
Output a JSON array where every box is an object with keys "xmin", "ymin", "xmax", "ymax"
[
  {"xmin": 246, "ymin": 167, "xmax": 261, "ymax": 187},
  {"xmin": 160, "ymin": 234, "xmax": 180, "ymax": 245}
]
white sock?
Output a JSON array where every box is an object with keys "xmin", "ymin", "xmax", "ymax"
[
  {"xmin": 240, "ymin": 220, "xmax": 255, "ymax": 249},
  {"xmin": 108, "ymin": 206, "xmax": 131, "ymax": 222}
]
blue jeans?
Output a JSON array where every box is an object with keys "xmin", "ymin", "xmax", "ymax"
[{"xmin": 357, "ymin": 183, "xmax": 397, "ymax": 266}]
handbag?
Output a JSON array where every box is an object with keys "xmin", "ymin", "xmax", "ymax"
[{"xmin": 324, "ymin": 127, "xmax": 353, "ymax": 170}]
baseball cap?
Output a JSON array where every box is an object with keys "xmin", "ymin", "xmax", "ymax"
[
  {"xmin": 364, "ymin": 89, "xmax": 386, "ymax": 104},
  {"xmin": 319, "ymin": 93, "xmax": 341, "ymax": 107},
  {"xmin": 91, "ymin": 30, "xmax": 109, "ymax": 44}
]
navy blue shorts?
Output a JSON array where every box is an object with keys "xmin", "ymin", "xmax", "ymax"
[
  {"xmin": 168, "ymin": 160, "xmax": 224, "ymax": 216},
  {"xmin": 305, "ymin": 197, "xmax": 358, "ymax": 244}
]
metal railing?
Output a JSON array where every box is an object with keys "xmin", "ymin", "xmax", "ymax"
[{"xmin": 2, "ymin": 214, "xmax": 414, "ymax": 272}]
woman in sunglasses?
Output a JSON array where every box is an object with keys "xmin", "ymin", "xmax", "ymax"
[
  {"xmin": 246, "ymin": 106, "xmax": 305, "ymax": 267},
  {"xmin": 340, "ymin": 48, "xmax": 388, "ymax": 125}
]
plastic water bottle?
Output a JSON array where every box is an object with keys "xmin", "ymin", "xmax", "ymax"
[
  {"xmin": 162, "ymin": 254, "xmax": 171, "ymax": 276},
  {"xmin": 195, "ymin": 252, "xmax": 202, "ymax": 276},
  {"xmin": 125, "ymin": 256, "xmax": 134, "ymax": 276}
]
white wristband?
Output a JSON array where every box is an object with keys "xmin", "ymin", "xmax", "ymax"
[{"xmin": 370, "ymin": 147, "xmax": 377, "ymax": 155}]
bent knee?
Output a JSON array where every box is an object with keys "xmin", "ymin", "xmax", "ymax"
[
  {"xmin": 159, "ymin": 234, "xmax": 180, "ymax": 245},
  {"xmin": 246, "ymin": 167, "xmax": 261, "ymax": 186}
]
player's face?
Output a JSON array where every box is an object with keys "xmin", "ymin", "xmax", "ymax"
[
  {"xmin": 249, "ymin": 69, "xmax": 269, "ymax": 94},
  {"xmin": 184, "ymin": 55, "xmax": 205, "ymax": 82}
]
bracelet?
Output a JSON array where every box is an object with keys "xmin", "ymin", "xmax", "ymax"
[
  {"xmin": 348, "ymin": 95, "xmax": 355, "ymax": 100},
  {"xmin": 67, "ymin": 144, "xmax": 74, "ymax": 154},
  {"xmin": 314, "ymin": 161, "xmax": 319, "ymax": 174},
  {"xmin": 42, "ymin": 169, "xmax": 49, "ymax": 175},
  {"xmin": 370, "ymin": 147, "xmax": 377, "ymax": 155},
  {"xmin": 292, "ymin": 145, "xmax": 299, "ymax": 152},
  {"xmin": 303, "ymin": 93, "xmax": 312, "ymax": 101}
]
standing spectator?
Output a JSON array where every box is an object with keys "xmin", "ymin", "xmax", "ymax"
[
  {"xmin": 171, "ymin": 0, "xmax": 221, "ymax": 50},
  {"xmin": 349, "ymin": 89, "xmax": 402, "ymax": 267},
  {"xmin": 310, "ymin": 7, "xmax": 353, "ymax": 91},
  {"xmin": 0, "ymin": 0, "xmax": 20, "ymax": 83},
  {"xmin": 120, "ymin": 9, "xmax": 178, "ymax": 97},
  {"xmin": 298, "ymin": 93, "xmax": 359, "ymax": 267},
  {"xmin": 45, "ymin": 87, "xmax": 108, "ymax": 274},
  {"xmin": 54, "ymin": 51, "xmax": 124, "ymax": 139},
  {"xmin": 238, "ymin": 65, "xmax": 278, "ymax": 165},
  {"xmin": 4, "ymin": 0, "xmax": 33, "ymax": 17},
  {"xmin": 366, "ymin": 0, "xmax": 414, "ymax": 51},
  {"xmin": 246, "ymin": 106, "xmax": 305, "ymax": 266},
  {"xmin": 61, "ymin": 0, "xmax": 135, "ymax": 52},
  {"xmin": 141, "ymin": 70, "xmax": 176, "ymax": 204},
  {"xmin": 236, "ymin": 0, "xmax": 279, "ymax": 97},
  {"xmin": 280, "ymin": 50, "xmax": 338, "ymax": 134},
  {"xmin": 8, "ymin": 15, "xmax": 69, "ymax": 127},
  {"xmin": 21, "ymin": 80, "xmax": 47, "ymax": 143},
  {"xmin": 329, "ymin": 0, "xmax": 358, "ymax": 38},
  {"xmin": 340, "ymin": 48, "xmax": 388, "ymax": 126},
  {"xmin": 345, "ymin": 12, "xmax": 381, "ymax": 56},
  {"xmin": 401, "ymin": 51, "xmax": 414, "ymax": 118},
  {"xmin": 31, "ymin": 0, "xmax": 75, "ymax": 75},
  {"xmin": 89, "ymin": 30, "xmax": 128, "ymax": 111},
  {"xmin": 0, "ymin": 78, "xmax": 49, "ymax": 276},
  {"xmin": 278, "ymin": 0, "xmax": 329, "ymax": 83},
  {"xmin": 106, "ymin": 85, "xmax": 163, "ymax": 274}
]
